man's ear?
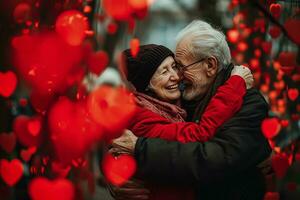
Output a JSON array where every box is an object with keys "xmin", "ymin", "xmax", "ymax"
[{"xmin": 206, "ymin": 56, "xmax": 218, "ymax": 77}]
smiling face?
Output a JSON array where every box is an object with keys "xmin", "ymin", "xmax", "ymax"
[
  {"xmin": 175, "ymin": 39, "xmax": 217, "ymax": 101},
  {"xmin": 149, "ymin": 56, "xmax": 181, "ymax": 102}
]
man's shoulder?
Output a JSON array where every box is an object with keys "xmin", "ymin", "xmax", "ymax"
[{"xmin": 243, "ymin": 88, "xmax": 269, "ymax": 110}]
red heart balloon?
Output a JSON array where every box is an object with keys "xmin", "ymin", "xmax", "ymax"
[
  {"xmin": 13, "ymin": 115, "xmax": 42, "ymax": 147},
  {"xmin": 261, "ymin": 118, "xmax": 281, "ymax": 139},
  {"xmin": 87, "ymin": 86, "xmax": 136, "ymax": 139},
  {"xmin": 0, "ymin": 159, "xmax": 23, "ymax": 186},
  {"xmin": 88, "ymin": 50, "xmax": 109, "ymax": 75},
  {"xmin": 268, "ymin": 26, "xmax": 281, "ymax": 39},
  {"xmin": 0, "ymin": 71, "xmax": 17, "ymax": 98},
  {"xmin": 13, "ymin": 33, "xmax": 83, "ymax": 94},
  {"xmin": 29, "ymin": 177, "xmax": 75, "ymax": 200},
  {"xmin": 284, "ymin": 19, "xmax": 300, "ymax": 45},
  {"xmin": 280, "ymin": 119, "xmax": 289, "ymax": 128},
  {"xmin": 103, "ymin": 0, "xmax": 133, "ymax": 21},
  {"xmin": 271, "ymin": 153, "xmax": 289, "ymax": 179},
  {"xmin": 21, "ymin": 146, "xmax": 37, "ymax": 162},
  {"xmin": 288, "ymin": 88, "xmax": 299, "ymax": 101},
  {"xmin": 55, "ymin": 10, "xmax": 89, "ymax": 46},
  {"xmin": 51, "ymin": 161, "xmax": 71, "ymax": 178},
  {"xmin": 261, "ymin": 41, "xmax": 272, "ymax": 54},
  {"xmin": 102, "ymin": 153, "xmax": 136, "ymax": 186},
  {"xmin": 130, "ymin": 38, "xmax": 140, "ymax": 57},
  {"xmin": 48, "ymin": 97, "xmax": 103, "ymax": 164},
  {"xmin": 0, "ymin": 132, "xmax": 16, "ymax": 153},
  {"xmin": 269, "ymin": 3, "xmax": 281, "ymax": 18},
  {"xmin": 13, "ymin": 3, "xmax": 31, "ymax": 24},
  {"xmin": 264, "ymin": 192, "xmax": 280, "ymax": 200},
  {"xmin": 27, "ymin": 117, "xmax": 42, "ymax": 136}
]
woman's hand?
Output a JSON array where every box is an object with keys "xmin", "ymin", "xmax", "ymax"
[{"xmin": 231, "ymin": 65, "xmax": 254, "ymax": 89}]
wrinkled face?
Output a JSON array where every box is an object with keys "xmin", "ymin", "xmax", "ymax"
[
  {"xmin": 149, "ymin": 56, "xmax": 181, "ymax": 102},
  {"xmin": 175, "ymin": 39, "xmax": 212, "ymax": 101}
]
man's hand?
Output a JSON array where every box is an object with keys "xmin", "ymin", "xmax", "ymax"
[
  {"xmin": 108, "ymin": 179, "xmax": 150, "ymax": 200},
  {"xmin": 110, "ymin": 130, "xmax": 138, "ymax": 155},
  {"xmin": 231, "ymin": 65, "xmax": 254, "ymax": 89}
]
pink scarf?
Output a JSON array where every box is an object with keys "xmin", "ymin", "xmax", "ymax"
[{"xmin": 134, "ymin": 92, "xmax": 186, "ymax": 123}]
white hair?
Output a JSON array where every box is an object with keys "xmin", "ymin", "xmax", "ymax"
[{"xmin": 176, "ymin": 20, "xmax": 231, "ymax": 71}]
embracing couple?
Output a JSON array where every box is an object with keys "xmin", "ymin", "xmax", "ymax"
[{"xmin": 109, "ymin": 20, "xmax": 272, "ymax": 200}]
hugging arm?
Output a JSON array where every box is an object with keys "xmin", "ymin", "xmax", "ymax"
[
  {"xmin": 130, "ymin": 75, "xmax": 246, "ymax": 143},
  {"xmin": 134, "ymin": 90, "xmax": 271, "ymax": 184}
]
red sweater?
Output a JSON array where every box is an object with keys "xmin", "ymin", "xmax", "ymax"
[{"xmin": 129, "ymin": 75, "xmax": 246, "ymax": 143}]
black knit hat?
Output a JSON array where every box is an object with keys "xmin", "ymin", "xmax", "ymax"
[{"xmin": 123, "ymin": 44, "xmax": 174, "ymax": 92}]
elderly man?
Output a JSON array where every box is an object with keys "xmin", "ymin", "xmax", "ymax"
[{"xmin": 111, "ymin": 20, "xmax": 271, "ymax": 200}]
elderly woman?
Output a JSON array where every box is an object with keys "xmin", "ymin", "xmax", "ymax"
[{"xmin": 117, "ymin": 44, "xmax": 252, "ymax": 200}]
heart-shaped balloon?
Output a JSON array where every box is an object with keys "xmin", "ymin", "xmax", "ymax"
[
  {"xmin": 13, "ymin": 115, "xmax": 42, "ymax": 147},
  {"xmin": 261, "ymin": 41, "xmax": 272, "ymax": 54},
  {"xmin": 284, "ymin": 19, "xmax": 300, "ymax": 45},
  {"xmin": 0, "ymin": 71, "xmax": 17, "ymax": 98},
  {"xmin": 102, "ymin": 153, "xmax": 136, "ymax": 186},
  {"xmin": 21, "ymin": 146, "xmax": 37, "ymax": 162},
  {"xmin": 27, "ymin": 117, "xmax": 42, "ymax": 136},
  {"xmin": 48, "ymin": 97, "xmax": 103, "ymax": 164},
  {"xmin": 13, "ymin": 3, "xmax": 31, "ymax": 24},
  {"xmin": 87, "ymin": 86, "xmax": 136, "ymax": 139},
  {"xmin": 55, "ymin": 10, "xmax": 89, "ymax": 46},
  {"xmin": 88, "ymin": 50, "xmax": 109, "ymax": 75},
  {"xmin": 280, "ymin": 119, "xmax": 289, "ymax": 128},
  {"xmin": 269, "ymin": 3, "xmax": 281, "ymax": 18},
  {"xmin": 271, "ymin": 153, "xmax": 289, "ymax": 179},
  {"xmin": 288, "ymin": 88, "xmax": 299, "ymax": 101},
  {"xmin": 29, "ymin": 177, "xmax": 74, "ymax": 200},
  {"xmin": 264, "ymin": 192, "xmax": 280, "ymax": 200},
  {"xmin": 261, "ymin": 118, "xmax": 281, "ymax": 139},
  {"xmin": 0, "ymin": 132, "xmax": 16, "ymax": 153},
  {"xmin": 130, "ymin": 38, "xmax": 140, "ymax": 57},
  {"xmin": 12, "ymin": 33, "xmax": 82, "ymax": 95},
  {"xmin": 269, "ymin": 26, "xmax": 281, "ymax": 39},
  {"xmin": 0, "ymin": 159, "xmax": 23, "ymax": 186}
]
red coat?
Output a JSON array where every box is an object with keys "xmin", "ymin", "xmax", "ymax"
[
  {"xmin": 128, "ymin": 75, "xmax": 246, "ymax": 200},
  {"xmin": 129, "ymin": 75, "xmax": 246, "ymax": 143}
]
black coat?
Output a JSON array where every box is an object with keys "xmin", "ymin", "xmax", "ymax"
[{"xmin": 134, "ymin": 65, "xmax": 272, "ymax": 200}]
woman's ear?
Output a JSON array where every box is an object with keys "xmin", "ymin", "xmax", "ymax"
[{"xmin": 206, "ymin": 56, "xmax": 218, "ymax": 77}]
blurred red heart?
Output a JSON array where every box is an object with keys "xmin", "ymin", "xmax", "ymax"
[
  {"xmin": 88, "ymin": 50, "xmax": 109, "ymax": 75},
  {"xmin": 0, "ymin": 159, "xmax": 23, "ymax": 186},
  {"xmin": 268, "ymin": 26, "xmax": 281, "ymax": 39},
  {"xmin": 0, "ymin": 132, "xmax": 16, "ymax": 153},
  {"xmin": 102, "ymin": 153, "xmax": 136, "ymax": 186},
  {"xmin": 13, "ymin": 115, "xmax": 42, "ymax": 147},
  {"xmin": 278, "ymin": 52, "xmax": 297, "ymax": 67},
  {"xmin": 103, "ymin": 0, "xmax": 133, "ymax": 21},
  {"xmin": 0, "ymin": 71, "xmax": 17, "ymax": 98},
  {"xmin": 288, "ymin": 88, "xmax": 299, "ymax": 101},
  {"xmin": 55, "ymin": 10, "xmax": 89, "ymax": 46},
  {"xmin": 21, "ymin": 146, "xmax": 37, "ymax": 162},
  {"xmin": 27, "ymin": 117, "xmax": 42, "ymax": 136},
  {"xmin": 13, "ymin": 3, "xmax": 31, "ymax": 23},
  {"xmin": 12, "ymin": 33, "xmax": 82, "ymax": 94},
  {"xmin": 269, "ymin": 3, "xmax": 281, "ymax": 18},
  {"xmin": 29, "ymin": 177, "xmax": 74, "ymax": 200},
  {"xmin": 280, "ymin": 119, "xmax": 289, "ymax": 128},
  {"xmin": 284, "ymin": 19, "xmax": 300, "ymax": 45},
  {"xmin": 261, "ymin": 42, "xmax": 272, "ymax": 54},
  {"xmin": 264, "ymin": 192, "xmax": 279, "ymax": 200},
  {"xmin": 48, "ymin": 97, "xmax": 103, "ymax": 164},
  {"xmin": 130, "ymin": 38, "xmax": 140, "ymax": 57},
  {"xmin": 261, "ymin": 118, "xmax": 281, "ymax": 139},
  {"xmin": 51, "ymin": 161, "xmax": 71, "ymax": 178},
  {"xmin": 87, "ymin": 86, "xmax": 136, "ymax": 139},
  {"xmin": 271, "ymin": 153, "xmax": 289, "ymax": 179}
]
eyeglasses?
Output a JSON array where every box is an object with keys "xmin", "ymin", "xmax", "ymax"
[{"xmin": 176, "ymin": 57, "xmax": 206, "ymax": 72}]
